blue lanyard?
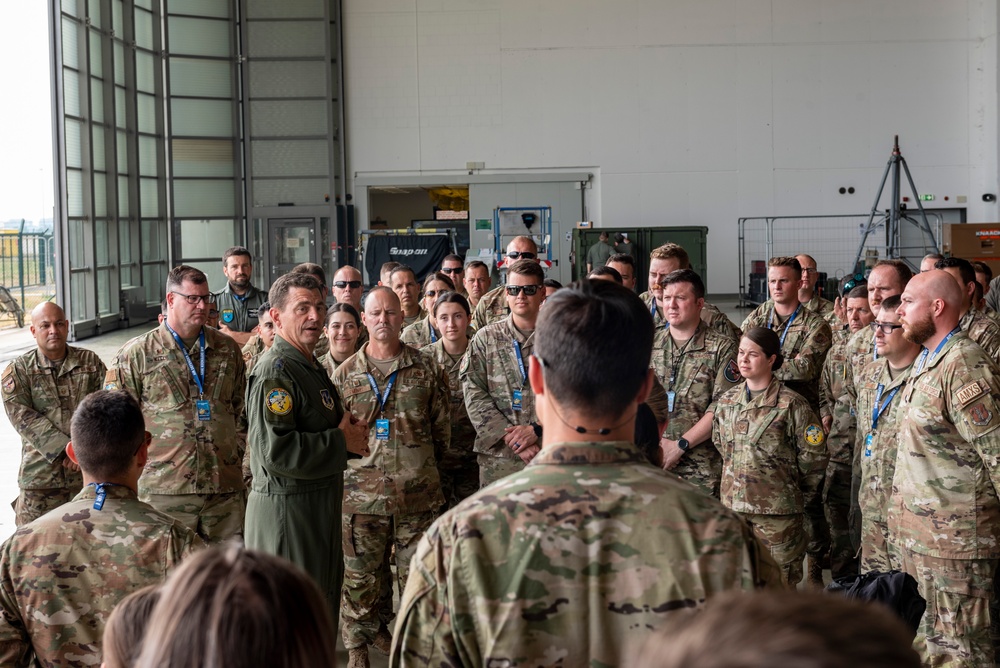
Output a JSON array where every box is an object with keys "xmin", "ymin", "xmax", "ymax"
[
  {"xmin": 870, "ymin": 383, "xmax": 900, "ymax": 431},
  {"xmin": 88, "ymin": 482, "xmax": 123, "ymax": 511},
  {"xmin": 768, "ymin": 303, "xmax": 801, "ymax": 347},
  {"xmin": 650, "ymin": 300, "xmax": 657, "ymax": 318},
  {"xmin": 366, "ymin": 371, "xmax": 398, "ymax": 414},
  {"xmin": 513, "ymin": 340, "xmax": 527, "ymax": 386},
  {"xmin": 429, "ymin": 320, "xmax": 437, "ymax": 343},
  {"xmin": 165, "ymin": 324, "xmax": 206, "ymax": 397},
  {"xmin": 915, "ymin": 326, "xmax": 960, "ymax": 374}
]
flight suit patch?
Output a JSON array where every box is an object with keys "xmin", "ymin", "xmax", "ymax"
[
  {"xmin": 320, "ymin": 389, "xmax": 335, "ymax": 411},
  {"xmin": 266, "ymin": 388, "xmax": 293, "ymax": 415},
  {"xmin": 221, "ymin": 309, "xmax": 235, "ymax": 324}
]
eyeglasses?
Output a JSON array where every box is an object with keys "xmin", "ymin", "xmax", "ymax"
[
  {"xmin": 333, "ymin": 280, "xmax": 362, "ymax": 289},
  {"xmin": 506, "ymin": 251, "xmax": 537, "ymax": 260},
  {"xmin": 424, "ymin": 289, "xmax": 447, "ymax": 298},
  {"xmin": 209, "ymin": 309, "xmax": 219, "ymax": 317},
  {"xmin": 171, "ymin": 291, "xmax": 212, "ymax": 305},
  {"xmin": 870, "ymin": 322, "xmax": 903, "ymax": 334},
  {"xmin": 440, "ymin": 267, "xmax": 463, "ymax": 274},
  {"xmin": 505, "ymin": 284, "xmax": 542, "ymax": 296}
]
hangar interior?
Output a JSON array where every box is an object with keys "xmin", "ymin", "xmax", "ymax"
[{"xmin": 50, "ymin": 0, "xmax": 1000, "ymax": 338}]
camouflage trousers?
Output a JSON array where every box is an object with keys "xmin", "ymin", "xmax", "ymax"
[
  {"xmin": 671, "ymin": 443, "xmax": 722, "ymax": 498},
  {"xmin": 478, "ymin": 453, "xmax": 526, "ymax": 488},
  {"xmin": 141, "ymin": 492, "xmax": 245, "ymax": 544},
  {"xmin": 823, "ymin": 461, "xmax": 859, "ymax": 579},
  {"xmin": 890, "ymin": 546, "xmax": 996, "ymax": 668},
  {"xmin": 440, "ymin": 439, "xmax": 479, "ymax": 509},
  {"xmin": 341, "ymin": 510, "xmax": 437, "ymax": 650},
  {"xmin": 859, "ymin": 517, "xmax": 892, "ymax": 573},
  {"xmin": 741, "ymin": 512, "xmax": 806, "ymax": 588},
  {"xmin": 13, "ymin": 486, "xmax": 78, "ymax": 527}
]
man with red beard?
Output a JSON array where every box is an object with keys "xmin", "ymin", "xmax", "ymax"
[{"xmin": 890, "ymin": 270, "xmax": 1000, "ymax": 666}]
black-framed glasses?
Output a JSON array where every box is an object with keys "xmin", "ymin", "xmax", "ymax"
[
  {"xmin": 506, "ymin": 251, "xmax": 537, "ymax": 260},
  {"xmin": 333, "ymin": 280, "xmax": 362, "ymax": 289},
  {"xmin": 171, "ymin": 291, "xmax": 212, "ymax": 305},
  {"xmin": 870, "ymin": 322, "xmax": 903, "ymax": 334},
  {"xmin": 440, "ymin": 267, "xmax": 463, "ymax": 274},
  {"xmin": 505, "ymin": 284, "xmax": 542, "ymax": 296},
  {"xmin": 209, "ymin": 309, "xmax": 219, "ymax": 317}
]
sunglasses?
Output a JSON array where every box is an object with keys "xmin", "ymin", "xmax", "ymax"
[
  {"xmin": 870, "ymin": 322, "xmax": 903, "ymax": 334},
  {"xmin": 506, "ymin": 251, "xmax": 537, "ymax": 260},
  {"xmin": 505, "ymin": 284, "xmax": 542, "ymax": 296},
  {"xmin": 424, "ymin": 289, "xmax": 447, "ymax": 298},
  {"xmin": 440, "ymin": 267, "xmax": 463, "ymax": 274},
  {"xmin": 333, "ymin": 280, "xmax": 362, "ymax": 289}
]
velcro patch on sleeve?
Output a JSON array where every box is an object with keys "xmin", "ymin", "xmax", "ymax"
[
  {"xmin": 955, "ymin": 380, "xmax": 987, "ymax": 408},
  {"xmin": 2, "ymin": 366, "xmax": 14, "ymax": 395},
  {"xmin": 103, "ymin": 369, "xmax": 121, "ymax": 391}
]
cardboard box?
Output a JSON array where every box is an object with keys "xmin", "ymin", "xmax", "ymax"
[{"xmin": 944, "ymin": 223, "xmax": 1000, "ymax": 258}]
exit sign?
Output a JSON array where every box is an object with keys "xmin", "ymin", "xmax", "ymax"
[{"xmin": 920, "ymin": 194, "xmax": 935, "ymax": 201}]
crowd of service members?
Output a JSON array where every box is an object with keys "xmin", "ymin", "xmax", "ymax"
[{"xmin": 1, "ymin": 237, "xmax": 997, "ymax": 667}]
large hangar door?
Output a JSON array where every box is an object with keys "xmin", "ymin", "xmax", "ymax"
[{"xmin": 468, "ymin": 180, "xmax": 583, "ymax": 286}]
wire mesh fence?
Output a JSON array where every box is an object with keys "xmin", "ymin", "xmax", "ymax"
[
  {"xmin": 738, "ymin": 214, "xmax": 943, "ymax": 306},
  {"xmin": 0, "ymin": 225, "xmax": 57, "ymax": 329}
]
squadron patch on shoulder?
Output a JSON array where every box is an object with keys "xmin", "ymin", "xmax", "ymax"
[
  {"xmin": 804, "ymin": 423, "xmax": 825, "ymax": 446},
  {"xmin": 266, "ymin": 388, "xmax": 293, "ymax": 415},
  {"xmin": 103, "ymin": 369, "xmax": 120, "ymax": 391},
  {"xmin": 970, "ymin": 402, "xmax": 994, "ymax": 427},
  {"xmin": 724, "ymin": 359, "xmax": 742, "ymax": 383},
  {"xmin": 2, "ymin": 367, "xmax": 14, "ymax": 395},
  {"xmin": 320, "ymin": 389, "xmax": 335, "ymax": 411},
  {"xmin": 956, "ymin": 380, "xmax": 987, "ymax": 408}
]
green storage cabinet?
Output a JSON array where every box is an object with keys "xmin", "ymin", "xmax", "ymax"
[{"xmin": 572, "ymin": 226, "xmax": 709, "ymax": 294}]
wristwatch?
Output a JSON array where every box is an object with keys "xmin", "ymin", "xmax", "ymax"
[{"xmin": 677, "ymin": 437, "xmax": 690, "ymax": 451}]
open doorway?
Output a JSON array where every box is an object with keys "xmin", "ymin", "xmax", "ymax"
[{"xmin": 368, "ymin": 185, "xmax": 471, "ymax": 257}]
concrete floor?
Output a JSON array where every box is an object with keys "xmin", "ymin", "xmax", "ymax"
[{"xmin": 0, "ymin": 298, "xmax": 756, "ymax": 665}]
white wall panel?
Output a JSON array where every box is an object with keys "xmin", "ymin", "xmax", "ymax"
[{"xmin": 344, "ymin": 0, "xmax": 1000, "ymax": 294}]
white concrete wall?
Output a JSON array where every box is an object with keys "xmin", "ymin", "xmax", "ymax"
[{"xmin": 343, "ymin": 0, "xmax": 1000, "ymax": 294}]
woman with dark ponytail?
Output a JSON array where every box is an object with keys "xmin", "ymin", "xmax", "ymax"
[{"xmin": 712, "ymin": 327, "xmax": 829, "ymax": 587}]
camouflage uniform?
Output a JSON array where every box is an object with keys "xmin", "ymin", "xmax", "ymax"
[
  {"xmin": 470, "ymin": 285, "xmax": 507, "ymax": 330},
  {"xmin": 400, "ymin": 317, "xmax": 439, "ymax": 349},
  {"xmin": 2, "ymin": 347, "xmax": 106, "ymax": 526},
  {"xmin": 638, "ymin": 292, "xmax": 741, "ymax": 341},
  {"xmin": 853, "ymin": 358, "xmax": 911, "ymax": 573},
  {"xmin": 0, "ymin": 485, "xmax": 202, "ymax": 667},
  {"xmin": 317, "ymin": 351, "xmax": 346, "ymax": 379},
  {"xmin": 460, "ymin": 316, "xmax": 538, "ymax": 486},
  {"xmin": 650, "ymin": 321, "xmax": 740, "ymax": 497},
  {"xmin": 104, "ymin": 323, "xmax": 246, "ymax": 543},
  {"xmin": 240, "ymin": 334, "xmax": 265, "ymax": 374},
  {"xmin": 713, "ymin": 378, "xmax": 829, "ymax": 586},
  {"xmin": 333, "ymin": 343, "xmax": 450, "ymax": 651},
  {"xmin": 818, "ymin": 336, "xmax": 859, "ymax": 578},
  {"xmin": 804, "ymin": 293, "xmax": 838, "ymax": 329},
  {"xmin": 245, "ymin": 335, "xmax": 354, "ymax": 623},
  {"xmin": 402, "ymin": 304, "xmax": 428, "ymax": 329},
  {"xmin": 315, "ymin": 327, "xmax": 371, "ymax": 360},
  {"xmin": 212, "ymin": 282, "xmax": 267, "ymax": 332},
  {"xmin": 390, "ymin": 440, "xmax": 783, "ymax": 667},
  {"xmin": 960, "ymin": 308, "xmax": 1000, "ymax": 365},
  {"xmin": 888, "ymin": 332, "xmax": 1000, "ymax": 667},
  {"xmin": 427, "ymin": 340, "xmax": 479, "ymax": 507},
  {"xmin": 740, "ymin": 300, "xmax": 833, "ymax": 411}
]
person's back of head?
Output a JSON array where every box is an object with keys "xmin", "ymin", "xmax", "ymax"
[
  {"xmin": 69, "ymin": 390, "xmax": 146, "ymax": 481},
  {"xmin": 290, "ymin": 262, "xmax": 327, "ymax": 288},
  {"xmin": 535, "ymin": 279, "xmax": 653, "ymax": 420},
  {"xmin": 630, "ymin": 590, "xmax": 920, "ymax": 668},
  {"xmin": 133, "ymin": 544, "xmax": 337, "ymax": 668},
  {"xmin": 102, "ymin": 585, "xmax": 161, "ymax": 668}
]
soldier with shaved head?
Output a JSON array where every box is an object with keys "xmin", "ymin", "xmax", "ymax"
[
  {"xmin": 2, "ymin": 302, "xmax": 106, "ymax": 525},
  {"xmin": 891, "ymin": 269, "xmax": 1000, "ymax": 666}
]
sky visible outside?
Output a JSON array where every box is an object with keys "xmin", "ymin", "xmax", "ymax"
[{"xmin": 0, "ymin": 4, "xmax": 53, "ymax": 225}]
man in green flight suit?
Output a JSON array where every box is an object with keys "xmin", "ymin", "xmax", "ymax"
[{"xmin": 244, "ymin": 272, "xmax": 369, "ymax": 623}]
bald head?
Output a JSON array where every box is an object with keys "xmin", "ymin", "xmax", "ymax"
[
  {"xmin": 898, "ymin": 270, "xmax": 963, "ymax": 346},
  {"xmin": 30, "ymin": 302, "xmax": 69, "ymax": 360}
]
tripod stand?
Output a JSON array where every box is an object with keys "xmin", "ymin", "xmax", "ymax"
[{"xmin": 853, "ymin": 136, "xmax": 938, "ymax": 272}]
